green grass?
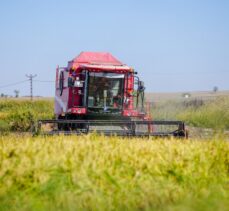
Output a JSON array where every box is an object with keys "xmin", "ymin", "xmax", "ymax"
[
  {"xmin": 152, "ymin": 97, "xmax": 229, "ymax": 130},
  {"xmin": 178, "ymin": 97, "xmax": 229, "ymax": 130},
  {"xmin": 0, "ymin": 99, "xmax": 53, "ymax": 132},
  {"xmin": 151, "ymin": 100, "xmax": 186, "ymax": 120},
  {"xmin": 0, "ymin": 134, "xmax": 228, "ymax": 210}
]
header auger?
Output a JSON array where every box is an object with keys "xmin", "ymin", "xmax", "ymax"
[{"xmin": 38, "ymin": 52, "xmax": 187, "ymax": 137}]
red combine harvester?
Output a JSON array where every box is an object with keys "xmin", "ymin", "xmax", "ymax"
[{"xmin": 38, "ymin": 52, "xmax": 186, "ymax": 137}]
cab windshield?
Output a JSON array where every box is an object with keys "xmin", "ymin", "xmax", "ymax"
[{"xmin": 88, "ymin": 72, "xmax": 124, "ymax": 110}]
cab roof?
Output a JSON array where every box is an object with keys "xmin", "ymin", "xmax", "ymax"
[
  {"xmin": 68, "ymin": 52, "xmax": 133, "ymax": 72},
  {"xmin": 71, "ymin": 52, "xmax": 123, "ymax": 65}
]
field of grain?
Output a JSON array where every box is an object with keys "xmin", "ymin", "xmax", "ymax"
[
  {"xmin": 1, "ymin": 95, "xmax": 229, "ymax": 133},
  {"xmin": 0, "ymin": 97, "xmax": 229, "ymax": 210},
  {"xmin": 150, "ymin": 96, "xmax": 229, "ymax": 131},
  {"xmin": 0, "ymin": 99, "xmax": 53, "ymax": 133},
  {"xmin": 0, "ymin": 134, "xmax": 229, "ymax": 211}
]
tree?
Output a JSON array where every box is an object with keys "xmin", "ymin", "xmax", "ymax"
[
  {"xmin": 14, "ymin": 90, "xmax": 20, "ymax": 98},
  {"xmin": 213, "ymin": 86, "xmax": 218, "ymax": 93}
]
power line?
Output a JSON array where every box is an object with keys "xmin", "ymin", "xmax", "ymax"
[
  {"xmin": 26, "ymin": 74, "xmax": 37, "ymax": 101},
  {"xmin": 0, "ymin": 80, "xmax": 29, "ymax": 89},
  {"xmin": 0, "ymin": 78, "xmax": 54, "ymax": 91}
]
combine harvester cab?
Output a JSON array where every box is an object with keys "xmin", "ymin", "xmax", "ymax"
[{"xmin": 38, "ymin": 52, "xmax": 187, "ymax": 137}]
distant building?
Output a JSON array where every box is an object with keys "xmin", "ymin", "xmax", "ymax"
[{"xmin": 182, "ymin": 93, "xmax": 191, "ymax": 98}]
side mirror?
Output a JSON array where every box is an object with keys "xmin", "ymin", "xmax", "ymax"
[{"xmin": 138, "ymin": 81, "xmax": 145, "ymax": 91}]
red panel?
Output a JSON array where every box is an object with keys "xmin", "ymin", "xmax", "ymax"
[
  {"xmin": 122, "ymin": 110, "xmax": 139, "ymax": 117},
  {"xmin": 68, "ymin": 71, "xmax": 85, "ymax": 108},
  {"xmin": 124, "ymin": 73, "xmax": 134, "ymax": 110},
  {"xmin": 70, "ymin": 107, "xmax": 87, "ymax": 114},
  {"xmin": 79, "ymin": 64, "xmax": 131, "ymax": 72},
  {"xmin": 73, "ymin": 52, "xmax": 123, "ymax": 65},
  {"xmin": 68, "ymin": 52, "xmax": 133, "ymax": 73}
]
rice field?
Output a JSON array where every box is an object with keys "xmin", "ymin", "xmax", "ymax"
[
  {"xmin": 0, "ymin": 99, "xmax": 53, "ymax": 132},
  {"xmin": 0, "ymin": 134, "xmax": 229, "ymax": 211},
  {"xmin": 0, "ymin": 97, "xmax": 229, "ymax": 210},
  {"xmin": 0, "ymin": 96, "xmax": 229, "ymax": 133},
  {"xmin": 151, "ymin": 96, "xmax": 229, "ymax": 130}
]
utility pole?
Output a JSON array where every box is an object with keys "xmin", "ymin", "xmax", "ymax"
[{"xmin": 26, "ymin": 74, "xmax": 37, "ymax": 100}]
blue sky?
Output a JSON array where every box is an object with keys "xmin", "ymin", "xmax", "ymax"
[{"xmin": 0, "ymin": 0, "xmax": 229, "ymax": 96}]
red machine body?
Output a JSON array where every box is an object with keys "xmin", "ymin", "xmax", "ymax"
[
  {"xmin": 38, "ymin": 52, "xmax": 186, "ymax": 137},
  {"xmin": 55, "ymin": 52, "xmax": 146, "ymax": 120}
]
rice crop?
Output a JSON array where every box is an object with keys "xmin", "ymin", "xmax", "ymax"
[
  {"xmin": 0, "ymin": 134, "xmax": 228, "ymax": 211},
  {"xmin": 178, "ymin": 97, "xmax": 229, "ymax": 130},
  {"xmin": 0, "ymin": 99, "xmax": 53, "ymax": 132},
  {"xmin": 152, "ymin": 97, "xmax": 229, "ymax": 130}
]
